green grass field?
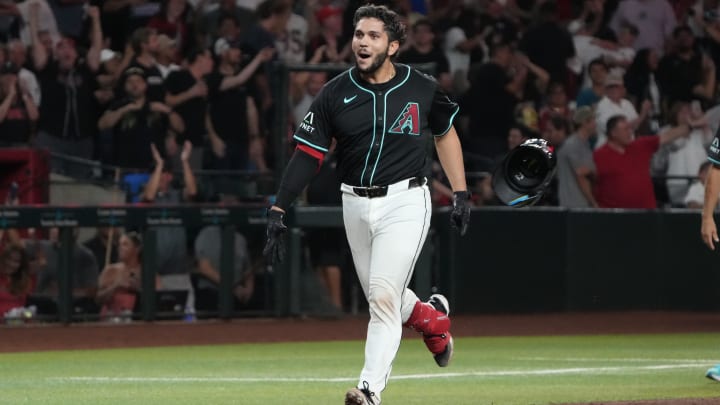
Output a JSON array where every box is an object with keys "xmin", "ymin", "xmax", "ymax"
[{"xmin": 2, "ymin": 333, "xmax": 720, "ymax": 404}]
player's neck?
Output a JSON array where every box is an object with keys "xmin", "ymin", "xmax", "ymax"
[{"xmin": 360, "ymin": 62, "xmax": 396, "ymax": 84}]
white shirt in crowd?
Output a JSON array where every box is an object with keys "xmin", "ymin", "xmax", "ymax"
[
  {"xmin": 594, "ymin": 96, "xmax": 639, "ymax": 148},
  {"xmin": 275, "ymin": 13, "xmax": 308, "ymax": 65}
]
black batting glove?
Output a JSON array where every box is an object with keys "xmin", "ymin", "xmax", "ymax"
[
  {"xmin": 263, "ymin": 209, "xmax": 288, "ymax": 265},
  {"xmin": 450, "ymin": 191, "xmax": 471, "ymax": 236}
]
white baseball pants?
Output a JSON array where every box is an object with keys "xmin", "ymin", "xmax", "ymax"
[{"xmin": 341, "ymin": 178, "xmax": 432, "ymax": 400}]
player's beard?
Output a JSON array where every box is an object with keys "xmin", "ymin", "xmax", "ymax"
[{"xmin": 356, "ymin": 45, "xmax": 389, "ymax": 75}]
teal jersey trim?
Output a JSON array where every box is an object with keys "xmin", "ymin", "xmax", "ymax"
[
  {"xmin": 434, "ymin": 105, "xmax": 460, "ymax": 137},
  {"xmin": 369, "ymin": 66, "xmax": 412, "ymax": 185},
  {"xmin": 293, "ymin": 135, "xmax": 330, "ymax": 153},
  {"xmin": 709, "ymin": 156, "xmax": 720, "ymax": 165},
  {"xmin": 348, "ymin": 68, "xmax": 378, "ymax": 186}
]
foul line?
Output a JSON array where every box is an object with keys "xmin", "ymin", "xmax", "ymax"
[
  {"xmin": 50, "ymin": 363, "xmax": 706, "ymax": 384},
  {"xmin": 515, "ymin": 357, "xmax": 719, "ymax": 363}
]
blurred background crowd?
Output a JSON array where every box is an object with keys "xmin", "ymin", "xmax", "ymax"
[{"xmin": 1, "ymin": 0, "xmax": 720, "ymax": 322}]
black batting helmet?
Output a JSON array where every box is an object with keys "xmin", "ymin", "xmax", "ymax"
[{"xmin": 492, "ymin": 138, "xmax": 557, "ymax": 207}]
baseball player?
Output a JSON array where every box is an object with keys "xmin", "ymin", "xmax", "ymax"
[
  {"xmin": 263, "ymin": 5, "xmax": 471, "ymax": 404},
  {"xmin": 700, "ymin": 126, "xmax": 720, "ymax": 382}
]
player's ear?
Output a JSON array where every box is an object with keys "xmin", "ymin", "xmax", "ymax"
[{"xmin": 388, "ymin": 40, "xmax": 400, "ymax": 57}]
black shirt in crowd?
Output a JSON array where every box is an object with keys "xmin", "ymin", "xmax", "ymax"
[
  {"xmin": 37, "ymin": 61, "xmax": 98, "ymax": 139},
  {"xmin": 293, "ymin": 63, "xmax": 459, "ymax": 187},
  {"xmin": 107, "ymin": 98, "xmax": 169, "ymax": 169},
  {"xmin": 206, "ymin": 70, "xmax": 249, "ymax": 144},
  {"xmin": 397, "ymin": 47, "xmax": 450, "ymax": 76},
  {"xmin": 165, "ymin": 69, "xmax": 213, "ymax": 147}
]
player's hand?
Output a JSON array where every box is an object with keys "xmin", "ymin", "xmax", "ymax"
[
  {"xmin": 263, "ymin": 209, "xmax": 287, "ymax": 265},
  {"xmin": 701, "ymin": 216, "xmax": 719, "ymax": 250},
  {"xmin": 450, "ymin": 191, "xmax": 471, "ymax": 236}
]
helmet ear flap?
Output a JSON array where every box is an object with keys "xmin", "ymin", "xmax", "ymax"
[{"xmin": 492, "ymin": 138, "xmax": 557, "ymax": 208}]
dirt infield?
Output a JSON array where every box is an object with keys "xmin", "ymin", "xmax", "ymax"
[
  {"xmin": 3, "ymin": 311, "xmax": 720, "ymax": 353},
  {"xmin": 3, "ymin": 311, "xmax": 720, "ymax": 405}
]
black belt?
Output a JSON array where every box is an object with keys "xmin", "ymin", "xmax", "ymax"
[{"xmin": 352, "ymin": 177, "xmax": 426, "ymax": 198}]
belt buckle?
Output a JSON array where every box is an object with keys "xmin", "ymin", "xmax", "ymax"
[
  {"xmin": 365, "ymin": 186, "xmax": 386, "ymax": 198},
  {"xmin": 353, "ymin": 185, "xmax": 386, "ymax": 198}
]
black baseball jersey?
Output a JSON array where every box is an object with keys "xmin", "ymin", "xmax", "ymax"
[{"xmin": 293, "ymin": 63, "xmax": 459, "ymax": 187}]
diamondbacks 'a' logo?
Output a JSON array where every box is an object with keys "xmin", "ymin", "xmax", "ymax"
[
  {"xmin": 389, "ymin": 102, "xmax": 420, "ymax": 136},
  {"xmin": 713, "ymin": 138, "xmax": 719, "ymax": 148}
]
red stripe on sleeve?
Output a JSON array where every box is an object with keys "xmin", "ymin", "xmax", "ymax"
[{"xmin": 296, "ymin": 144, "xmax": 325, "ymax": 161}]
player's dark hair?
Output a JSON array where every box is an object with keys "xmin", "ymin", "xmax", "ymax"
[
  {"xmin": 353, "ymin": 5, "xmax": 407, "ymax": 47},
  {"xmin": 606, "ymin": 115, "xmax": 626, "ymax": 138}
]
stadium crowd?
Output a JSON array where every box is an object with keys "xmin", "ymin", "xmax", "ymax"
[{"xmin": 2, "ymin": 0, "xmax": 720, "ymax": 321}]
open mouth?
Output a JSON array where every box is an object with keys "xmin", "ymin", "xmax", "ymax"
[{"xmin": 357, "ymin": 50, "xmax": 371, "ymax": 60}]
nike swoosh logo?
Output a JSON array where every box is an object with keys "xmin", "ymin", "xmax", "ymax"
[{"xmin": 343, "ymin": 95, "xmax": 357, "ymax": 104}]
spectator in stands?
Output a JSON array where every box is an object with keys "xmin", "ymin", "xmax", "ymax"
[
  {"xmin": 83, "ymin": 227, "xmax": 119, "ymax": 273},
  {"xmin": 0, "ymin": 244, "xmax": 34, "ymax": 320},
  {"xmin": 685, "ymin": 161, "xmax": 715, "ymax": 208},
  {"xmin": 593, "ymin": 114, "xmax": 698, "ymax": 208},
  {"xmin": 142, "ymin": 141, "xmax": 196, "ymax": 303},
  {"xmin": 199, "ymin": 0, "xmax": 255, "ymax": 45},
  {"xmin": 155, "ymin": 34, "xmax": 180, "ymax": 79},
  {"xmin": 307, "ymin": 5, "xmax": 350, "ymax": 64},
  {"xmin": 13, "ymin": 0, "xmax": 60, "ymax": 48},
  {"xmin": 101, "ymin": 0, "xmax": 153, "ymax": 51},
  {"xmin": 605, "ymin": 22, "xmax": 639, "ymax": 75},
  {"xmin": 595, "ymin": 72, "xmax": 651, "ymax": 148},
  {"xmin": 663, "ymin": 101, "xmax": 713, "ymax": 205},
  {"xmin": 97, "ymin": 231, "xmax": 154, "ymax": 320},
  {"xmin": 275, "ymin": 2, "xmax": 308, "ymax": 65},
  {"xmin": 7, "ymin": 39, "xmax": 40, "ymax": 106},
  {"xmin": 193, "ymin": 219, "xmax": 255, "ymax": 313},
  {"xmin": 519, "ymin": 2, "xmax": 576, "ymax": 85},
  {"xmin": 398, "ymin": 19, "xmax": 452, "ymax": 94},
  {"xmin": 98, "ymin": 67, "xmax": 184, "ymax": 170},
  {"xmin": 576, "ymin": 58, "xmax": 608, "ymax": 108},
  {"xmin": 609, "ymin": 0, "xmax": 677, "ymax": 54},
  {"xmin": 571, "ymin": 18, "xmax": 614, "ymax": 90},
  {"xmin": 290, "ymin": 45, "xmax": 327, "ymax": 128},
  {"xmin": 24, "ymin": 227, "xmax": 99, "ymax": 315},
  {"xmin": 543, "ymin": 115, "xmax": 570, "ymax": 149},
  {"xmin": 206, "ymin": 38, "xmax": 273, "ymax": 171},
  {"xmin": 121, "ymin": 27, "xmax": 166, "ymax": 102},
  {"xmin": 165, "ymin": 48, "xmax": 214, "ymax": 170},
  {"xmin": 657, "ymin": 25, "xmax": 716, "ymax": 109},
  {"xmin": 538, "ymin": 82, "xmax": 573, "ymax": 133},
  {"xmin": 147, "ymin": 0, "xmax": 193, "ymax": 57},
  {"xmin": 463, "ymin": 40, "xmax": 517, "ymax": 172},
  {"xmin": 47, "ymin": 0, "xmax": 86, "ymax": 41},
  {"xmin": 624, "ymin": 48, "xmax": 662, "ymax": 133},
  {"xmin": 557, "ymin": 106, "xmax": 599, "ymax": 208},
  {"xmin": 0, "ymin": 61, "xmax": 39, "ymax": 146},
  {"xmin": 442, "ymin": 3, "xmax": 485, "ymax": 94},
  {"xmin": 30, "ymin": 4, "xmax": 102, "ymax": 176},
  {"xmin": 241, "ymin": 0, "xmax": 291, "ymax": 116}
]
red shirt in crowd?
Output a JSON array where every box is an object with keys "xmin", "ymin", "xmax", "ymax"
[{"xmin": 593, "ymin": 135, "xmax": 660, "ymax": 209}]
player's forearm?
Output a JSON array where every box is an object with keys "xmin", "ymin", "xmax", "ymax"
[
  {"xmin": 273, "ymin": 148, "xmax": 321, "ymax": 211},
  {"xmin": 434, "ymin": 126, "xmax": 467, "ymax": 192},
  {"xmin": 703, "ymin": 166, "xmax": 720, "ymax": 219}
]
